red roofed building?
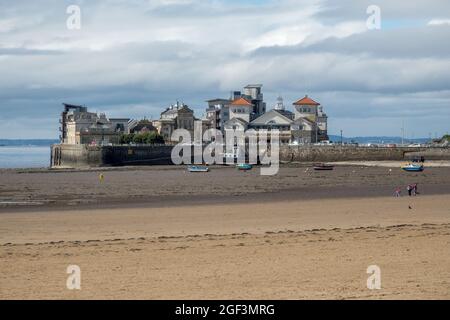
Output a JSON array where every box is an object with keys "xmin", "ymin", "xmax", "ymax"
[
  {"xmin": 228, "ymin": 97, "xmax": 254, "ymax": 124},
  {"xmin": 206, "ymin": 84, "xmax": 267, "ymax": 132},
  {"xmin": 293, "ymin": 95, "xmax": 320, "ymax": 106},
  {"xmin": 230, "ymin": 97, "xmax": 253, "ymax": 106},
  {"xmin": 206, "ymin": 87, "xmax": 328, "ymax": 144},
  {"xmin": 292, "ymin": 95, "xmax": 328, "ymax": 142}
]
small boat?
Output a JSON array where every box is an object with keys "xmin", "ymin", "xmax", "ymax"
[
  {"xmin": 187, "ymin": 165, "xmax": 209, "ymax": 173},
  {"xmin": 313, "ymin": 163, "xmax": 334, "ymax": 171},
  {"xmin": 237, "ymin": 163, "xmax": 253, "ymax": 171},
  {"xmin": 402, "ymin": 163, "xmax": 424, "ymax": 172}
]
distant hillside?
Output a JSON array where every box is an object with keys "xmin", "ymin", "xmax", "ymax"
[
  {"xmin": 327, "ymin": 135, "xmax": 430, "ymax": 144},
  {"xmin": 0, "ymin": 139, "xmax": 59, "ymax": 147}
]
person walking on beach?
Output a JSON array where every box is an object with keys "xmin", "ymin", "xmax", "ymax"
[
  {"xmin": 412, "ymin": 183, "xmax": 419, "ymax": 196},
  {"xmin": 394, "ymin": 187, "xmax": 402, "ymax": 197},
  {"xmin": 407, "ymin": 184, "xmax": 413, "ymax": 196}
]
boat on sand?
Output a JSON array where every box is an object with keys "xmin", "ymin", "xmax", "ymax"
[
  {"xmin": 402, "ymin": 163, "xmax": 424, "ymax": 172},
  {"xmin": 313, "ymin": 163, "xmax": 334, "ymax": 171},
  {"xmin": 237, "ymin": 164, "xmax": 253, "ymax": 171},
  {"xmin": 187, "ymin": 165, "xmax": 209, "ymax": 173}
]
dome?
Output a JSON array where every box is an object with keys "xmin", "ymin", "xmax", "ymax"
[{"xmin": 274, "ymin": 95, "xmax": 285, "ymax": 111}]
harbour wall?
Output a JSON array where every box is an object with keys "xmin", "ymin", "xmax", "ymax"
[
  {"xmin": 279, "ymin": 145, "xmax": 449, "ymax": 162},
  {"xmin": 51, "ymin": 144, "xmax": 173, "ymax": 168},
  {"xmin": 50, "ymin": 144, "xmax": 450, "ymax": 168}
]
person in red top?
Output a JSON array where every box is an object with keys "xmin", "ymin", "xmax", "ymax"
[{"xmin": 412, "ymin": 183, "xmax": 419, "ymax": 196}]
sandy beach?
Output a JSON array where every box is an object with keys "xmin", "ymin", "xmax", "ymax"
[
  {"xmin": 1, "ymin": 164, "xmax": 450, "ymax": 210},
  {"xmin": 1, "ymin": 165, "xmax": 449, "ymax": 299}
]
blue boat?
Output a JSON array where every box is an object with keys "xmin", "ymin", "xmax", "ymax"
[
  {"xmin": 187, "ymin": 165, "xmax": 209, "ymax": 173},
  {"xmin": 402, "ymin": 163, "xmax": 424, "ymax": 172},
  {"xmin": 237, "ymin": 163, "xmax": 253, "ymax": 171}
]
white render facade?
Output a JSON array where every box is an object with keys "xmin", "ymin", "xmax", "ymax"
[
  {"xmin": 216, "ymin": 91, "xmax": 328, "ymax": 144},
  {"xmin": 60, "ymin": 103, "xmax": 130, "ymax": 145}
]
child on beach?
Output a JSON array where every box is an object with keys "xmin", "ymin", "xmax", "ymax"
[{"xmin": 394, "ymin": 187, "xmax": 402, "ymax": 197}]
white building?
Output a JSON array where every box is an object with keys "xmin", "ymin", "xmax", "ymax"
[
  {"xmin": 60, "ymin": 103, "xmax": 130, "ymax": 145},
  {"xmin": 248, "ymin": 95, "xmax": 328, "ymax": 144},
  {"xmin": 205, "ymin": 84, "xmax": 266, "ymax": 132}
]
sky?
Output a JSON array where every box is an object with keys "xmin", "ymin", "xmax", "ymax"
[{"xmin": 0, "ymin": 0, "xmax": 449, "ymax": 139}]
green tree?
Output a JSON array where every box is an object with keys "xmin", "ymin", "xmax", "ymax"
[
  {"xmin": 119, "ymin": 132, "xmax": 164, "ymax": 145},
  {"xmin": 132, "ymin": 133, "xmax": 145, "ymax": 144},
  {"xmin": 144, "ymin": 131, "xmax": 165, "ymax": 144},
  {"xmin": 120, "ymin": 133, "xmax": 135, "ymax": 144}
]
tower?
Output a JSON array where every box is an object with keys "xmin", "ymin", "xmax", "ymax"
[
  {"xmin": 292, "ymin": 95, "xmax": 320, "ymax": 122},
  {"xmin": 229, "ymin": 97, "xmax": 253, "ymax": 123},
  {"xmin": 274, "ymin": 95, "xmax": 285, "ymax": 111}
]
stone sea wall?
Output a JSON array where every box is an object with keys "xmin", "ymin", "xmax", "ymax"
[
  {"xmin": 280, "ymin": 145, "xmax": 411, "ymax": 162},
  {"xmin": 50, "ymin": 144, "xmax": 450, "ymax": 168},
  {"xmin": 51, "ymin": 144, "xmax": 173, "ymax": 168}
]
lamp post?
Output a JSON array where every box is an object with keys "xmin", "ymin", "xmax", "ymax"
[
  {"xmin": 401, "ymin": 121, "xmax": 405, "ymax": 146},
  {"xmin": 340, "ymin": 130, "xmax": 343, "ymax": 146}
]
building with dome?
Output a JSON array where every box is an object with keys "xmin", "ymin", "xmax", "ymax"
[{"xmin": 208, "ymin": 86, "xmax": 329, "ymax": 144}]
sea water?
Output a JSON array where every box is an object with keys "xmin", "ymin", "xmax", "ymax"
[{"xmin": 0, "ymin": 146, "xmax": 50, "ymax": 168}]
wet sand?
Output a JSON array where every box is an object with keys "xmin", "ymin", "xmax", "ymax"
[{"xmin": 1, "ymin": 165, "xmax": 450, "ymax": 211}]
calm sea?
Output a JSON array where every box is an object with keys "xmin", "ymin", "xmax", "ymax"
[{"xmin": 0, "ymin": 146, "xmax": 51, "ymax": 169}]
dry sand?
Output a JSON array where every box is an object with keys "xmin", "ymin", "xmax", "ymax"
[{"xmin": 1, "ymin": 194, "xmax": 449, "ymax": 299}]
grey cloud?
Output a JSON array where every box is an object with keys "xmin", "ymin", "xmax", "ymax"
[
  {"xmin": 252, "ymin": 25, "xmax": 450, "ymax": 59},
  {"xmin": 0, "ymin": 0, "xmax": 449, "ymax": 138},
  {"xmin": 0, "ymin": 47, "xmax": 63, "ymax": 55},
  {"xmin": 316, "ymin": 0, "xmax": 450, "ymax": 22}
]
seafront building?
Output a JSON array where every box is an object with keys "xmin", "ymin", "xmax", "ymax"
[
  {"xmin": 205, "ymin": 84, "xmax": 266, "ymax": 132},
  {"xmin": 205, "ymin": 85, "xmax": 328, "ymax": 144},
  {"xmin": 153, "ymin": 101, "xmax": 209, "ymax": 142},
  {"xmin": 60, "ymin": 103, "xmax": 130, "ymax": 145},
  {"xmin": 59, "ymin": 84, "xmax": 328, "ymax": 146}
]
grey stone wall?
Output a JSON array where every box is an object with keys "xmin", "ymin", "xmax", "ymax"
[
  {"xmin": 51, "ymin": 144, "xmax": 173, "ymax": 168},
  {"xmin": 51, "ymin": 144, "xmax": 103, "ymax": 167},
  {"xmin": 279, "ymin": 145, "xmax": 440, "ymax": 162},
  {"xmin": 51, "ymin": 144, "xmax": 450, "ymax": 168},
  {"xmin": 405, "ymin": 148, "xmax": 450, "ymax": 160},
  {"xmin": 102, "ymin": 145, "xmax": 174, "ymax": 166}
]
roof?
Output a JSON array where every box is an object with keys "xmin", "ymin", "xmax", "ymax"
[
  {"xmin": 244, "ymin": 84, "xmax": 263, "ymax": 88},
  {"xmin": 161, "ymin": 104, "xmax": 193, "ymax": 116},
  {"xmin": 250, "ymin": 109, "xmax": 294, "ymax": 126},
  {"xmin": 294, "ymin": 117, "xmax": 315, "ymax": 125},
  {"xmin": 273, "ymin": 109, "xmax": 295, "ymax": 120},
  {"xmin": 178, "ymin": 105, "xmax": 194, "ymax": 113},
  {"xmin": 161, "ymin": 108, "xmax": 178, "ymax": 115},
  {"xmin": 63, "ymin": 103, "xmax": 83, "ymax": 108},
  {"xmin": 225, "ymin": 117, "xmax": 248, "ymax": 126},
  {"xmin": 293, "ymin": 95, "xmax": 320, "ymax": 106},
  {"xmin": 230, "ymin": 97, "xmax": 253, "ymax": 106},
  {"xmin": 206, "ymin": 98, "xmax": 231, "ymax": 103}
]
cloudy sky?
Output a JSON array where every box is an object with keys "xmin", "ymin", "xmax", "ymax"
[{"xmin": 1, "ymin": 0, "xmax": 449, "ymax": 139}]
